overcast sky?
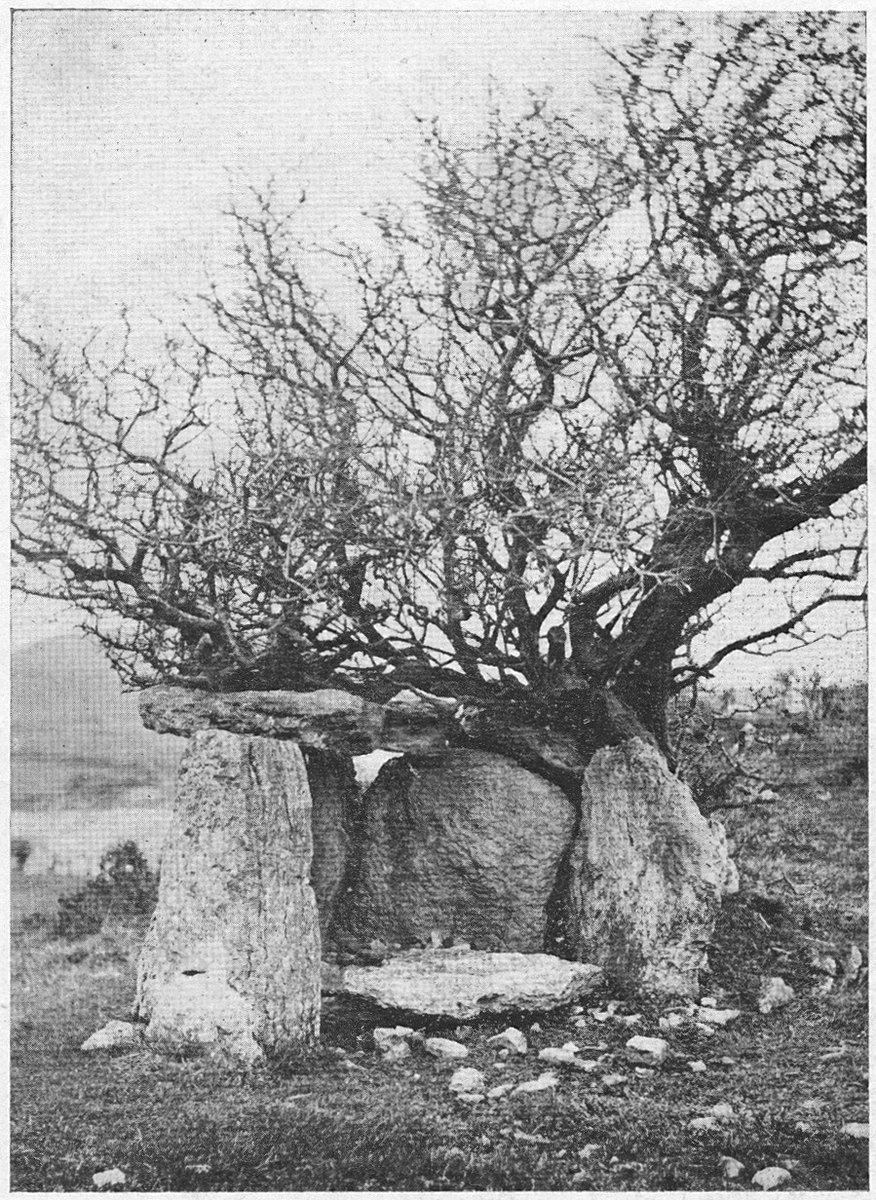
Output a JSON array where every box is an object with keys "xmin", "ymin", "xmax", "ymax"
[{"xmin": 11, "ymin": 9, "xmax": 866, "ymax": 688}]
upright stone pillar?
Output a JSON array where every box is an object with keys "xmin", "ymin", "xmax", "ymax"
[{"xmin": 134, "ymin": 729, "xmax": 320, "ymax": 1058}]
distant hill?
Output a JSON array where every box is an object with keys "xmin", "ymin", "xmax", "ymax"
[{"xmin": 11, "ymin": 634, "xmax": 182, "ymax": 811}]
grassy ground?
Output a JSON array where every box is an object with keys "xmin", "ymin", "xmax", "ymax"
[{"xmin": 10, "ymin": 737, "xmax": 868, "ymax": 1191}]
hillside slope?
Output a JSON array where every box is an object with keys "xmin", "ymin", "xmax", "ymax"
[{"xmin": 11, "ymin": 634, "xmax": 182, "ymax": 810}]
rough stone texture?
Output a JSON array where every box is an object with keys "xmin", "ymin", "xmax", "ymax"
[
  {"xmin": 331, "ymin": 750, "xmax": 577, "ymax": 952},
  {"xmin": 139, "ymin": 686, "xmax": 385, "ymax": 756},
  {"xmin": 566, "ymin": 737, "xmax": 737, "ymax": 996},
  {"xmin": 333, "ymin": 946, "xmax": 603, "ymax": 1018},
  {"xmin": 304, "ymin": 749, "xmax": 360, "ymax": 940},
  {"xmin": 81, "ymin": 1020, "xmax": 142, "ymax": 1052},
  {"xmin": 135, "ymin": 730, "xmax": 320, "ymax": 1052}
]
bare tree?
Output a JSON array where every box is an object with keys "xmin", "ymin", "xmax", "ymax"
[{"xmin": 13, "ymin": 13, "xmax": 865, "ymax": 767}]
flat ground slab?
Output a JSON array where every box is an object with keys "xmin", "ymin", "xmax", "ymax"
[{"xmin": 328, "ymin": 946, "xmax": 604, "ymax": 1018}]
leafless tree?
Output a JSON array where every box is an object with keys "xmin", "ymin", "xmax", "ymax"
[{"xmin": 13, "ymin": 13, "xmax": 865, "ymax": 763}]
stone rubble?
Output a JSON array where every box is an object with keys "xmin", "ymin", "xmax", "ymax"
[
  {"xmin": 487, "ymin": 1027, "xmax": 528, "ymax": 1055},
  {"xmin": 513, "ymin": 1071, "xmax": 559, "ymax": 1095},
  {"xmin": 758, "ymin": 976, "xmax": 795, "ymax": 1014},
  {"xmin": 625, "ymin": 1035, "xmax": 669, "ymax": 1064},
  {"xmin": 448, "ymin": 1066, "xmax": 486, "ymax": 1096},
  {"xmin": 92, "ymin": 1169, "xmax": 127, "ymax": 1189},
  {"xmin": 425, "ymin": 1036, "xmax": 469, "ymax": 1061},
  {"xmin": 751, "ymin": 1166, "xmax": 792, "ymax": 1190}
]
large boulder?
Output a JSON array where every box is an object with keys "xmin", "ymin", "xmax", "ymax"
[
  {"xmin": 564, "ymin": 737, "xmax": 737, "ymax": 995},
  {"xmin": 330, "ymin": 749, "xmax": 577, "ymax": 953},
  {"xmin": 330, "ymin": 946, "xmax": 603, "ymax": 1018},
  {"xmin": 135, "ymin": 730, "xmax": 321, "ymax": 1053}
]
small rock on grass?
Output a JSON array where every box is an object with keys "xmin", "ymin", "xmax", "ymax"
[
  {"xmin": 373, "ymin": 1026, "xmax": 415, "ymax": 1052},
  {"xmin": 578, "ymin": 1143, "xmax": 601, "ymax": 1159},
  {"xmin": 513, "ymin": 1071, "xmax": 559, "ymax": 1095},
  {"xmin": 600, "ymin": 1073, "xmax": 627, "ymax": 1092},
  {"xmin": 720, "ymin": 1156, "xmax": 744, "ymax": 1180},
  {"xmin": 539, "ymin": 1046, "xmax": 578, "ymax": 1066},
  {"xmin": 448, "ymin": 1067, "xmax": 485, "ymax": 1095},
  {"xmin": 710, "ymin": 1102, "xmax": 734, "ymax": 1121},
  {"xmin": 689, "ymin": 1116, "xmax": 719, "ymax": 1132},
  {"xmin": 487, "ymin": 1083, "xmax": 515, "ymax": 1100},
  {"xmin": 425, "ymin": 1036, "xmax": 468, "ymax": 1060},
  {"xmin": 844, "ymin": 943, "xmax": 863, "ymax": 984},
  {"xmin": 625, "ymin": 1034, "xmax": 669, "ymax": 1063},
  {"xmin": 695, "ymin": 1006, "xmax": 741, "ymax": 1027},
  {"xmin": 751, "ymin": 1166, "xmax": 792, "ymax": 1190},
  {"xmin": 81, "ymin": 1021, "xmax": 141, "ymax": 1052},
  {"xmin": 487, "ymin": 1027, "xmax": 528, "ymax": 1055},
  {"xmin": 758, "ymin": 976, "xmax": 795, "ymax": 1014},
  {"xmin": 688, "ymin": 1060, "xmax": 708, "ymax": 1073},
  {"xmin": 840, "ymin": 1122, "xmax": 868, "ymax": 1139},
  {"xmin": 92, "ymin": 1169, "xmax": 126, "ymax": 1188}
]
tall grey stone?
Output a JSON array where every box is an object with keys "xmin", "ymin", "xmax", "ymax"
[
  {"xmin": 135, "ymin": 730, "xmax": 320, "ymax": 1053},
  {"xmin": 331, "ymin": 749, "xmax": 576, "ymax": 952},
  {"xmin": 566, "ymin": 737, "xmax": 737, "ymax": 995}
]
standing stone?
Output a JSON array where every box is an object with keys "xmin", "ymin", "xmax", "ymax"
[
  {"xmin": 304, "ymin": 749, "xmax": 360, "ymax": 940},
  {"xmin": 134, "ymin": 730, "xmax": 320, "ymax": 1053},
  {"xmin": 331, "ymin": 749, "xmax": 577, "ymax": 952},
  {"xmin": 565, "ymin": 737, "xmax": 736, "ymax": 995}
]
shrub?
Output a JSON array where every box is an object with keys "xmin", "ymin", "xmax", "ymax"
[
  {"xmin": 56, "ymin": 840, "xmax": 159, "ymax": 939},
  {"xmin": 11, "ymin": 837, "xmax": 33, "ymax": 870}
]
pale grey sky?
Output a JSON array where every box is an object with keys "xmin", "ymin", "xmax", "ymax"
[{"xmin": 11, "ymin": 10, "xmax": 866, "ymax": 688}]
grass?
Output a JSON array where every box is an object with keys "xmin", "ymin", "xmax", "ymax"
[{"xmin": 10, "ymin": 727, "xmax": 868, "ymax": 1191}]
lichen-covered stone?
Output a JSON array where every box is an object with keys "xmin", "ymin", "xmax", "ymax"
[
  {"xmin": 566, "ymin": 737, "xmax": 736, "ymax": 996},
  {"xmin": 331, "ymin": 749, "xmax": 577, "ymax": 952},
  {"xmin": 135, "ymin": 730, "xmax": 320, "ymax": 1051}
]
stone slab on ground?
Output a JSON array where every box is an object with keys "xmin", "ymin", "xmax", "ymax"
[{"xmin": 331, "ymin": 946, "xmax": 603, "ymax": 1018}]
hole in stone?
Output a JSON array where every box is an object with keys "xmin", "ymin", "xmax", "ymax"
[{"xmin": 181, "ymin": 969, "xmax": 206, "ymax": 976}]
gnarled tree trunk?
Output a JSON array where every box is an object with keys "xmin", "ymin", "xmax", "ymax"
[{"xmin": 134, "ymin": 729, "xmax": 320, "ymax": 1057}]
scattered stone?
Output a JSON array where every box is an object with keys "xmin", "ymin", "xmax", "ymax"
[
  {"xmin": 530, "ymin": 1021, "xmax": 542, "ymax": 1031},
  {"xmin": 695, "ymin": 1006, "xmax": 740, "ymax": 1027},
  {"xmin": 720, "ymin": 1156, "xmax": 745, "ymax": 1180},
  {"xmin": 811, "ymin": 952, "xmax": 838, "ymax": 976},
  {"xmin": 620, "ymin": 1014, "xmax": 642, "ymax": 1026},
  {"xmin": 780, "ymin": 1159, "xmax": 801, "ymax": 1171},
  {"xmin": 92, "ymin": 1169, "xmax": 126, "ymax": 1189},
  {"xmin": 710, "ymin": 1102, "xmax": 735, "ymax": 1121},
  {"xmin": 560, "ymin": 1041, "xmax": 579, "ymax": 1053},
  {"xmin": 425, "ymin": 1036, "xmax": 468, "ymax": 1061},
  {"xmin": 793, "ymin": 1122, "xmax": 813, "ymax": 1134},
  {"xmin": 801, "ymin": 1098, "xmax": 826, "ymax": 1112},
  {"xmin": 383, "ymin": 1040, "xmax": 411, "ymax": 1063},
  {"xmin": 625, "ymin": 1035, "xmax": 669, "ymax": 1064},
  {"xmin": 493, "ymin": 1061, "xmax": 508, "ymax": 1071},
  {"xmin": 751, "ymin": 1166, "xmax": 792, "ymax": 1190},
  {"xmin": 514, "ymin": 1131, "xmax": 549, "ymax": 1145},
  {"xmin": 820, "ymin": 1044, "xmax": 846, "ymax": 1061},
  {"xmin": 487, "ymin": 1083, "xmax": 515, "ymax": 1099},
  {"xmin": 571, "ymin": 1005, "xmax": 584, "ymax": 1015},
  {"xmin": 600, "ymin": 1073, "xmax": 627, "ymax": 1091},
  {"xmin": 844, "ymin": 944, "xmax": 863, "ymax": 984},
  {"xmin": 497, "ymin": 1049, "xmax": 510, "ymax": 1061},
  {"xmin": 539, "ymin": 1046, "xmax": 578, "ymax": 1066},
  {"xmin": 758, "ymin": 976, "xmax": 795, "ymax": 1014},
  {"xmin": 591, "ymin": 1009, "xmax": 611, "ymax": 1023},
  {"xmin": 694, "ymin": 1022, "xmax": 716, "ymax": 1037},
  {"xmin": 840, "ymin": 1122, "xmax": 868, "ymax": 1139},
  {"xmin": 81, "ymin": 1021, "xmax": 141, "ymax": 1052},
  {"xmin": 456, "ymin": 1092, "xmax": 485, "ymax": 1105},
  {"xmin": 487, "ymin": 1027, "xmax": 528, "ymax": 1055},
  {"xmin": 373, "ymin": 1026, "xmax": 415, "ymax": 1053},
  {"xmin": 719, "ymin": 1055, "xmax": 736, "ymax": 1066},
  {"xmin": 689, "ymin": 1116, "xmax": 718, "ymax": 1132},
  {"xmin": 513, "ymin": 1071, "xmax": 559, "ymax": 1095},
  {"xmin": 635, "ymin": 1067, "xmax": 655, "ymax": 1077},
  {"xmin": 700, "ymin": 996, "xmax": 717, "ymax": 1007},
  {"xmin": 448, "ymin": 1067, "xmax": 486, "ymax": 1095},
  {"xmin": 578, "ymin": 1144, "xmax": 601, "ymax": 1159},
  {"xmin": 688, "ymin": 1060, "xmax": 708, "ymax": 1073}
]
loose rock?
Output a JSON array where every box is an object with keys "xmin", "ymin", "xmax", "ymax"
[
  {"xmin": 710, "ymin": 1102, "xmax": 735, "ymax": 1121},
  {"xmin": 840, "ymin": 1122, "xmax": 868, "ymax": 1139},
  {"xmin": 373, "ymin": 1026, "xmax": 415, "ymax": 1053},
  {"xmin": 487, "ymin": 1083, "xmax": 515, "ymax": 1099},
  {"xmin": 720, "ymin": 1156, "xmax": 744, "ymax": 1180},
  {"xmin": 425, "ymin": 1037, "xmax": 468, "ymax": 1061},
  {"xmin": 600, "ymin": 1073, "xmax": 627, "ymax": 1091},
  {"xmin": 539, "ymin": 1046, "xmax": 578, "ymax": 1066},
  {"xmin": 751, "ymin": 1166, "xmax": 792, "ymax": 1190},
  {"xmin": 487, "ymin": 1027, "xmax": 528, "ymax": 1055},
  {"xmin": 688, "ymin": 1060, "xmax": 707, "ymax": 1073},
  {"xmin": 448, "ymin": 1067, "xmax": 486, "ymax": 1095},
  {"xmin": 93, "ymin": 1169, "xmax": 126, "ymax": 1189},
  {"xmin": 514, "ymin": 1071, "xmax": 559, "ymax": 1095},
  {"xmin": 695, "ymin": 1006, "xmax": 740, "ymax": 1027},
  {"xmin": 758, "ymin": 976, "xmax": 795, "ymax": 1014},
  {"xmin": 81, "ymin": 1021, "xmax": 141, "ymax": 1052},
  {"xmin": 689, "ymin": 1116, "xmax": 718, "ymax": 1132},
  {"xmin": 844, "ymin": 944, "xmax": 863, "ymax": 984},
  {"xmin": 625, "ymin": 1035, "xmax": 669, "ymax": 1064}
]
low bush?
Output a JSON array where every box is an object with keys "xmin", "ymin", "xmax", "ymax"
[{"xmin": 56, "ymin": 840, "xmax": 159, "ymax": 939}]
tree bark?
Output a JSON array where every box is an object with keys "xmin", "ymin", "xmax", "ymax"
[{"xmin": 134, "ymin": 729, "xmax": 320, "ymax": 1055}]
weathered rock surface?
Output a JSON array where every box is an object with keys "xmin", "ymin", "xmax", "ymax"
[
  {"xmin": 331, "ymin": 750, "xmax": 577, "ymax": 952},
  {"xmin": 135, "ymin": 730, "xmax": 320, "ymax": 1053},
  {"xmin": 448, "ymin": 1067, "xmax": 486, "ymax": 1095},
  {"xmin": 565, "ymin": 737, "xmax": 737, "ymax": 995},
  {"xmin": 140, "ymin": 686, "xmax": 385, "ymax": 756},
  {"xmin": 333, "ymin": 946, "xmax": 603, "ymax": 1018},
  {"xmin": 758, "ymin": 976, "xmax": 795, "ymax": 1014},
  {"xmin": 304, "ymin": 749, "xmax": 360, "ymax": 939},
  {"xmin": 751, "ymin": 1166, "xmax": 792, "ymax": 1190},
  {"xmin": 81, "ymin": 1020, "xmax": 142, "ymax": 1052},
  {"xmin": 487, "ymin": 1027, "xmax": 528, "ymax": 1055},
  {"xmin": 425, "ymin": 1036, "xmax": 469, "ymax": 1061}
]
